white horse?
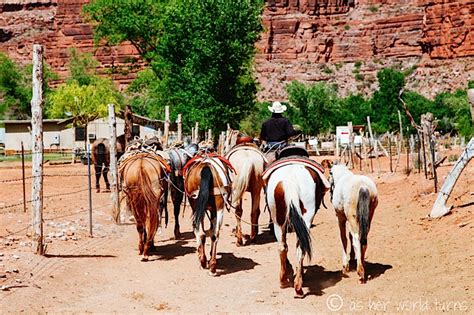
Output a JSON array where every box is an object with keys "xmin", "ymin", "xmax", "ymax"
[
  {"xmin": 224, "ymin": 130, "xmax": 267, "ymax": 246},
  {"xmin": 330, "ymin": 163, "xmax": 378, "ymax": 283},
  {"xmin": 265, "ymin": 163, "xmax": 328, "ymax": 298}
]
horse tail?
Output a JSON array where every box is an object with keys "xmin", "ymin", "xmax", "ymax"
[
  {"xmin": 132, "ymin": 160, "xmax": 160, "ymax": 243},
  {"xmin": 193, "ymin": 166, "xmax": 213, "ymax": 230},
  {"xmin": 357, "ymin": 186, "xmax": 371, "ymax": 246},
  {"xmin": 231, "ymin": 160, "xmax": 252, "ymax": 206},
  {"xmin": 284, "ymin": 181, "xmax": 312, "ymax": 260}
]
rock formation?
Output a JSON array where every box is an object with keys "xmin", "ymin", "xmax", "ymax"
[{"xmin": 0, "ymin": 0, "xmax": 472, "ymax": 99}]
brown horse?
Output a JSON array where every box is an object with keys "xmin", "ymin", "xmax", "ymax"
[
  {"xmin": 119, "ymin": 152, "xmax": 170, "ymax": 261},
  {"xmin": 224, "ymin": 130, "xmax": 267, "ymax": 246},
  {"xmin": 184, "ymin": 153, "xmax": 234, "ymax": 276},
  {"xmin": 91, "ymin": 134, "xmax": 126, "ymax": 192}
]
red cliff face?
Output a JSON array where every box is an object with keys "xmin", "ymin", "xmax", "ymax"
[{"xmin": 0, "ymin": 0, "xmax": 472, "ymax": 99}]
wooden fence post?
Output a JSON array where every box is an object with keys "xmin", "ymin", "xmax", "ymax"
[
  {"xmin": 31, "ymin": 44, "xmax": 45, "ymax": 255},
  {"xmin": 367, "ymin": 116, "xmax": 380, "ymax": 172},
  {"xmin": 207, "ymin": 129, "xmax": 212, "ymax": 143},
  {"xmin": 124, "ymin": 104, "xmax": 133, "ymax": 147},
  {"xmin": 108, "ymin": 104, "xmax": 120, "ymax": 223},
  {"xmin": 195, "ymin": 122, "xmax": 199, "ymax": 143},
  {"xmin": 164, "ymin": 106, "xmax": 170, "ymax": 148},
  {"xmin": 21, "ymin": 141, "xmax": 26, "ymax": 213},
  {"xmin": 348, "ymin": 121, "xmax": 354, "ymax": 169},
  {"xmin": 177, "ymin": 114, "xmax": 182, "ymax": 142}
]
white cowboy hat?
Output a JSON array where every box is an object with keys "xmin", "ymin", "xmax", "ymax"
[{"xmin": 268, "ymin": 101, "xmax": 287, "ymax": 113}]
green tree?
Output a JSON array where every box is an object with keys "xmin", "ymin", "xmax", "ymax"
[
  {"xmin": 0, "ymin": 53, "xmax": 30, "ymax": 119},
  {"xmin": 371, "ymin": 68, "xmax": 405, "ymax": 133},
  {"xmin": 46, "ymin": 50, "xmax": 123, "ymax": 146},
  {"xmin": 84, "ymin": 0, "xmax": 264, "ymax": 131},
  {"xmin": 433, "ymin": 90, "xmax": 473, "ymax": 138},
  {"xmin": 0, "ymin": 53, "xmax": 58, "ymax": 119},
  {"xmin": 286, "ymin": 81, "xmax": 339, "ymax": 135}
]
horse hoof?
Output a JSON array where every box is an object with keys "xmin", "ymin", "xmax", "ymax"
[
  {"xmin": 342, "ymin": 265, "xmax": 350, "ymax": 274},
  {"xmin": 236, "ymin": 239, "xmax": 243, "ymax": 247},
  {"xmin": 141, "ymin": 257, "xmax": 148, "ymax": 262},
  {"xmin": 280, "ymin": 281, "xmax": 292, "ymax": 289},
  {"xmin": 294, "ymin": 288, "xmax": 305, "ymax": 299},
  {"xmin": 359, "ymin": 278, "xmax": 366, "ymax": 284},
  {"xmin": 208, "ymin": 271, "xmax": 218, "ymax": 277}
]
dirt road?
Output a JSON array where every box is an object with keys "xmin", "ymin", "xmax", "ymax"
[{"xmin": 1, "ymin": 157, "xmax": 472, "ymax": 313}]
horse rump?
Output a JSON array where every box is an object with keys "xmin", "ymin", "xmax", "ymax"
[{"xmin": 357, "ymin": 187, "xmax": 370, "ymax": 246}]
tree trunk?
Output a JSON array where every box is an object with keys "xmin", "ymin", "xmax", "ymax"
[{"xmin": 430, "ymin": 138, "xmax": 474, "ymax": 218}]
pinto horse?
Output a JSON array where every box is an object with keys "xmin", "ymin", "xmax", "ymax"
[
  {"xmin": 264, "ymin": 155, "xmax": 329, "ymax": 298},
  {"xmin": 119, "ymin": 152, "xmax": 170, "ymax": 261},
  {"xmin": 184, "ymin": 153, "xmax": 234, "ymax": 276},
  {"xmin": 224, "ymin": 130, "xmax": 267, "ymax": 246},
  {"xmin": 330, "ymin": 163, "xmax": 378, "ymax": 283}
]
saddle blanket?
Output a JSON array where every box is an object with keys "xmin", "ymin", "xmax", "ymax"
[
  {"xmin": 225, "ymin": 143, "xmax": 268, "ymax": 164},
  {"xmin": 262, "ymin": 158, "xmax": 330, "ymax": 191}
]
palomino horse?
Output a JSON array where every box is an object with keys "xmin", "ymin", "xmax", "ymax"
[
  {"xmin": 91, "ymin": 134, "xmax": 126, "ymax": 192},
  {"xmin": 330, "ymin": 163, "xmax": 378, "ymax": 283},
  {"xmin": 184, "ymin": 152, "xmax": 234, "ymax": 276},
  {"xmin": 263, "ymin": 149, "xmax": 329, "ymax": 298},
  {"xmin": 119, "ymin": 151, "xmax": 170, "ymax": 261},
  {"xmin": 164, "ymin": 143, "xmax": 199, "ymax": 239},
  {"xmin": 224, "ymin": 130, "xmax": 267, "ymax": 246}
]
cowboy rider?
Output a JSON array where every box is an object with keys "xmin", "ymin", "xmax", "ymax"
[{"xmin": 260, "ymin": 101, "xmax": 297, "ymax": 162}]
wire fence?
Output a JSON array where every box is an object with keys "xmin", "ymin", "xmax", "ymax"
[{"xmin": 0, "ymin": 153, "xmax": 115, "ymax": 243}]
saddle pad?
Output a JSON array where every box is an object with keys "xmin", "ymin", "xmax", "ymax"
[
  {"xmin": 119, "ymin": 152, "xmax": 171, "ymax": 174},
  {"xmin": 225, "ymin": 144, "xmax": 268, "ymax": 164},
  {"xmin": 183, "ymin": 153, "xmax": 235, "ymax": 176},
  {"xmin": 262, "ymin": 158, "xmax": 330, "ymax": 190}
]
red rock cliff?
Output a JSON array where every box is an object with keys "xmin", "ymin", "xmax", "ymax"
[{"xmin": 0, "ymin": 0, "xmax": 472, "ymax": 99}]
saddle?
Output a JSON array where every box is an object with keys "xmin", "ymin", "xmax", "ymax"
[
  {"xmin": 276, "ymin": 146, "xmax": 309, "ymax": 159},
  {"xmin": 225, "ymin": 143, "xmax": 268, "ymax": 164},
  {"xmin": 262, "ymin": 156, "xmax": 330, "ymax": 192},
  {"xmin": 183, "ymin": 153, "xmax": 235, "ymax": 199}
]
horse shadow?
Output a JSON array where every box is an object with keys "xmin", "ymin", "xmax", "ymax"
[
  {"xmin": 250, "ymin": 228, "xmax": 276, "ymax": 246},
  {"xmin": 365, "ymin": 261, "xmax": 392, "ymax": 280},
  {"xmin": 160, "ymin": 231, "xmax": 195, "ymax": 242},
  {"xmin": 304, "ymin": 264, "xmax": 346, "ymax": 296},
  {"xmin": 217, "ymin": 252, "xmax": 259, "ymax": 276},
  {"xmin": 148, "ymin": 240, "xmax": 195, "ymax": 261},
  {"xmin": 45, "ymin": 254, "xmax": 116, "ymax": 259}
]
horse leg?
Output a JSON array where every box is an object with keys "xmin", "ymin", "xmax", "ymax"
[
  {"xmin": 352, "ymin": 233, "xmax": 366, "ymax": 283},
  {"xmin": 103, "ymin": 165, "xmax": 110, "ymax": 191},
  {"xmin": 234, "ymin": 200, "xmax": 244, "ymax": 247},
  {"xmin": 349, "ymin": 233, "xmax": 356, "ymax": 269},
  {"xmin": 94, "ymin": 164, "xmax": 102, "ymax": 192},
  {"xmin": 172, "ymin": 176, "xmax": 184, "ymax": 239},
  {"xmin": 294, "ymin": 241, "xmax": 305, "ymax": 298},
  {"xmin": 136, "ymin": 222, "xmax": 145, "ymax": 256},
  {"xmin": 249, "ymin": 185, "xmax": 262, "ymax": 244},
  {"xmin": 194, "ymin": 221, "xmax": 207, "ymax": 270},
  {"xmin": 274, "ymin": 223, "xmax": 293, "ymax": 288},
  {"xmin": 337, "ymin": 212, "xmax": 350, "ymax": 273},
  {"xmin": 208, "ymin": 209, "xmax": 224, "ymax": 276}
]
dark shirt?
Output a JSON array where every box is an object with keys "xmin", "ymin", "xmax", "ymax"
[{"xmin": 260, "ymin": 113, "xmax": 296, "ymax": 142}]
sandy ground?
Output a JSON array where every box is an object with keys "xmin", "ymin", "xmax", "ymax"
[{"xmin": 0, "ymin": 151, "xmax": 473, "ymax": 314}]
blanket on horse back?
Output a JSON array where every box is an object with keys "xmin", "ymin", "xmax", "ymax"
[
  {"xmin": 262, "ymin": 147, "xmax": 330, "ymax": 192},
  {"xmin": 225, "ymin": 142, "xmax": 268, "ymax": 164},
  {"xmin": 183, "ymin": 153, "xmax": 235, "ymax": 198}
]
